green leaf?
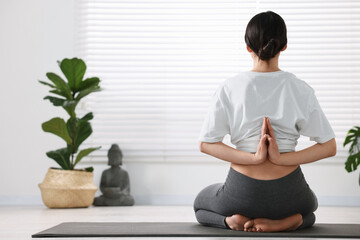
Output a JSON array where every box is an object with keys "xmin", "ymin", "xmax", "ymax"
[
  {"xmin": 345, "ymin": 156, "xmax": 352, "ymax": 172},
  {"xmin": 75, "ymin": 85, "xmax": 101, "ymax": 101},
  {"xmin": 62, "ymin": 101, "xmax": 78, "ymax": 118},
  {"xmin": 46, "ymin": 147, "xmax": 71, "ymax": 170},
  {"xmin": 343, "ymin": 136, "xmax": 352, "ymax": 147},
  {"xmin": 85, "ymin": 167, "xmax": 94, "ymax": 172},
  {"xmin": 354, "ymin": 152, "xmax": 360, "ymax": 170},
  {"xmin": 46, "ymin": 72, "xmax": 72, "ymax": 99},
  {"xmin": 74, "ymin": 120, "xmax": 93, "ymax": 152},
  {"xmin": 66, "ymin": 118, "xmax": 93, "ymax": 154},
  {"xmin": 349, "ymin": 129, "xmax": 358, "ymax": 134},
  {"xmin": 63, "ymin": 100, "xmax": 77, "ymax": 107},
  {"xmin": 66, "ymin": 118, "xmax": 77, "ymax": 153},
  {"xmin": 349, "ymin": 141, "xmax": 358, "ymax": 154},
  {"xmin": 343, "ymin": 126, "xmax": 360, "ymax": 148},
  {"xmin": 42, "ymin": 117, "xmax": 72, "ymax": 144},
  {"xmin": 43, "ymin": 97, "xmax": 77, "ymax": 117},
  {"xmin": 60, "ymin": 58, "xmax": 86, "ymax": 92},
  {"xmin": 345, "ymin": 152, "xmax": 360, "ymax": 172},
  {"xmin": 343, "ymin": 126, "xmax": 360, "ymax": 172},
  {"xmin": 78, "ymin": 77, "xmax": 100, "ymax": 92},
  {"xmin": 49, "ymin": 89, "xmax": 69, "ymax": 98},
  {"xmin": 74, "ymin": 147, "xmax": 101, "ymax": 168},
  {"xmin": 39, "ymin": 80, "xmax": 56, "ymax": 88},
  {"xmin": 81, "ymin": 112, "xmax": 93, "ymax": 121},
  {"xmin": 43, "ymin": 96, "xmax": 66, "ymax": 107}
]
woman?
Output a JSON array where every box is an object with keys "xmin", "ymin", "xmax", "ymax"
[{"xmin": 193, "ymin": 11, "xmax": 337, "ymax": 233}]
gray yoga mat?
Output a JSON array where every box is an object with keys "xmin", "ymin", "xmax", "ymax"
[{"xmin": 32, "ymin": 222, "xmax": 360, "ymax": 238}]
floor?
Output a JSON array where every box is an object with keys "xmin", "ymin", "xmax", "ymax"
[{"xmin": 1, "ymin": 205, "xmax": 360, "ymax": 240}]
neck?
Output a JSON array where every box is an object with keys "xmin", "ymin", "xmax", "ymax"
[{"xmin": 251, "ymin": 54, "xmax": 280, "ymax": 72}]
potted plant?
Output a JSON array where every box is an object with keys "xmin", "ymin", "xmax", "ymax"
[
  {"xmin": 38, "ymin": 57, "xmax": 101, "ymax": 208},
  {"xmin": 343, "ymin": 126, "xmax": 360, "ymax": 185}
]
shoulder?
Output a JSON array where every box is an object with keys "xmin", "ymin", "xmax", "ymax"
[
  {"xmin": 213, "ymin": 74, "xmax": 238, "ymax": 96},
  {"xmin": 284, "ymin": 71, "xmax": 318, "ymax": 110},
  {"xmin": 285, "ymin": 71, "xmax": 315, "ymax": 94},
  {"xmin": 223, "ymin": 71, "xmax": 251, "ymax": 86},
  {"xmin": 221, "ymin": 71, "xmax": 253, "ymax": 94},
  {"xmin": 210, "ymin": 73, "xmax": 243, "ymax": 106},
  {"xmin": 215, "ymin": 72, "xmax": 248, "ymax": 97}
]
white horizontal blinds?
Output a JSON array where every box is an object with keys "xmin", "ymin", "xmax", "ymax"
[
  {"xmin": 76, "ymin": 0, "xmax": 256, "ymax": 161},
  {"xmin": 76, "ymin": 0, "xmax": 359, "ymax": 162}
]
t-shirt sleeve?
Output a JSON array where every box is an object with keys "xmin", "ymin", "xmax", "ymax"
[
  {"xmin": 296, "ymin": 89, "xmax": 336, "ymax": 143},
  {"xmin": 198, "ymin": 83, "xmax": 230, "ymax": 143}
]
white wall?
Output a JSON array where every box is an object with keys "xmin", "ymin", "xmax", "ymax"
[
  {"xmin": 0, "ymin": 0, "xmax": 75, "ymax": 202},
  {"xmin": 0, "ymin": 0, "xmax": 359, "ymax": 206}
]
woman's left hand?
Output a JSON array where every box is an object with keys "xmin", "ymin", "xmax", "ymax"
[
  {"xmin": 253, "ymin": 117, "xmax": 269, "ymax": 164},
  {"xmin": 265, "ymin": 117, "xmax": 282, "ymax": 164}
]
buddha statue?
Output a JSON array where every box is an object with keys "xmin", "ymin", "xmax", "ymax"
[{"xmin": 93, "ymin": 144, "xmax": 135, "ymax": 206}]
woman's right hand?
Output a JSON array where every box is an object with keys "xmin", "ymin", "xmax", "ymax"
[
  {"xmin": 252, "ymin": 117, "xmax": 269, "ymax": 164},
  {"xmin": 265, "ymin": 117, "xmax": 281, "ymax": 164}
]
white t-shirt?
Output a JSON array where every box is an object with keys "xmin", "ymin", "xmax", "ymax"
[{"xmin": 198, "ymin": 70, "xmax": 336, "ymax": 153}]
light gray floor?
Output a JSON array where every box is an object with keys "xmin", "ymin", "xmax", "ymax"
[{"xmin": 1, "ymin": 205, "xmax": 360, "ymax": 240}]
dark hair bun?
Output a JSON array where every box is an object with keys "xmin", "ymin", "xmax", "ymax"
[
  {"xmin": 244, "ymin": 11, "xmax": 287, "ymax": 61},
  {"xmin": 258, "ymin": 38, "xmax": 277, "ymax": 60}
]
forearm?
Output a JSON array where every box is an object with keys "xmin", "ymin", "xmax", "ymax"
[
  {"xmin": 199, "ymin": 141, "xmax": 256, "ymax": 165},
  {"xmin": 276, "ymin": 138, "xmax": 337, "ymax": 166}
]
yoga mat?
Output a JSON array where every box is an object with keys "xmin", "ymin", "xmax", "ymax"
[{"xmin": 32, "ymin": 222, "xmax": 360, "ymax": 238}]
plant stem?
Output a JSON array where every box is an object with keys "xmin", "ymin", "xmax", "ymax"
[
  {"xmin": 71, "ymin": 116, "xmax": 75, "ymax": 169},
  {"xmin": 70, "ymin": 93, "xmax": 76, "ymax": 169}
]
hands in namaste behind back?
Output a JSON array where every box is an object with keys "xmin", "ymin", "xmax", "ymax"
[{"xmin": 253, "ymin": 117, "xmax": 281, "ymax": 165}]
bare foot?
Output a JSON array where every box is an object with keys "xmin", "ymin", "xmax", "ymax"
[
  {"xmin": 244, "ymin": 219, "xmax": 256, "ymax": 232},
  {"xmin": 225, "ymin": 214, "xmax": 251, "ymax": 231},
  {"xmin": 244, "ymin": 213, "xmax": 303, "ymax": 232}
]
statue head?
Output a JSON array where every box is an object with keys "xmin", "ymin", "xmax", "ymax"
[{"xmin": 107, "ymin": 144, "xmax": 123, "ymax": 166}]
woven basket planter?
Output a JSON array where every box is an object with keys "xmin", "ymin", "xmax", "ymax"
[{"xmin": 39, "ymin": 168, "xmax": 98, "ymax": 208}]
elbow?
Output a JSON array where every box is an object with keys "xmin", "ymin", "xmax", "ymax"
[
  {"xmin": 327, "ymin": 138, "xmax": 337, "ymax": 157},
  {"xmin": 199, "ymin": 141, "xmax": 216, "ymax": 153},
  {"xmin": 199, "ymin": 141, "xmax": 206, "ymax": 153},
  {"xmin": 330, "ymin": 144, "xmax": 337, "ymax": 157}
]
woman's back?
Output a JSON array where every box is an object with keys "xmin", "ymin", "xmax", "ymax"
[
  {"xmin": 198, "ymin": 70, "xmax": 335, "ymax": 180},
  {"xmin": 224, "ymin": 70, "xmax": 312, "ymax": 153}
]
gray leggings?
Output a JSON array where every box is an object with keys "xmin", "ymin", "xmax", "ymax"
[{"xmin": 193, "ymin": 166, "xmax": 318, "ymax": 230}]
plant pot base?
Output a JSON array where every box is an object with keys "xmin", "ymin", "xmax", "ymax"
[{"xmin": 39, "ymin": 168, "xmax": 97, "ymax": 208}]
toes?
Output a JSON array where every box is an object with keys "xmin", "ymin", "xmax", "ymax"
[
  {"xmin": 244, "ymin": 219, "xmax": 254, "ymax": 229},
  {"xmin": 244, "ymin": 220, "xmax": 265, "ymax": 233}
]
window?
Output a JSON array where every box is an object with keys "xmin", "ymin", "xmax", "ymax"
[{"xmin": 76, "ymin": 0, "xmax": 359, "ymax": 163}]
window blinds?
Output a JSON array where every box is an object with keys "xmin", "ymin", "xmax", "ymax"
[{"xmin": 75, "ymin": 0, "xmax": 360, "ymax": 163}]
